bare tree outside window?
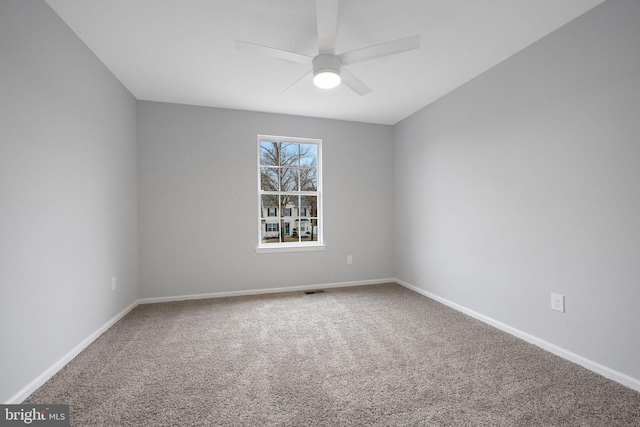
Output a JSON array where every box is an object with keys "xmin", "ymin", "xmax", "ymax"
[{"xmin": 258, "ymin": 136, "xmax": 322, "ymax": 247}]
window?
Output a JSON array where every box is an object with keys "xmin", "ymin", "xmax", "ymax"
[{"xmin": 258, "ymin": 135, "xmax": 323, "ymax": 251}]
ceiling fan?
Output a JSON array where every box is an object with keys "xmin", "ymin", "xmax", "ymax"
[{"xmin": 235, "ymin": 0, "xmax": 421, "ymax": 95}]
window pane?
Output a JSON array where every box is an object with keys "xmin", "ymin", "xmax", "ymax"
[
  {"xmin": 260, "ymin": 141, "xmax": 278, "ymax": 166},
  {"xmin": 260, "ymin": 167, "xmax": 278, "ymax": 191},
  {"xmin": 299, "ymin": 144, "xmax": 317, "ymax": 168},
  {"xmin": 280, "ymin": 168, "xmax": 298, "ymax": 192},
  {"xmin": 280, "ymin": 195, "xmax": 296, "ymax": 215},
  {"xmin": 300, "ymin": 168, "xmax": 317, "ymax": 191},
  {"xmin": 292, "ymin": 195, "xmax": 300, "ymax": 218},
  {"xmin": 300, "ymin": 195, "xmax": 318, "ymax": 217},
  {"xmin": 261, "ymin": 219, "xmax": 281, "ymax": 243},
  {"xmin": 296, "ymin": 218, "xmax": 309, "ymax": 239},
  {"xmin": 306, "ymin": 218, "xmax": 319, "ymax": 241},
  {"xmin": 261, "ymin": 195, "xmax": 279, "ymax": 218},
  {"xmin": 280, "ymin": 142, "xmax": 299, "ymax": 167},
  {"xmin": 280, "ymin": 218, "xmax": 287, "ymax": 242},
  {"xmin": 291, "ymin": 219, "xmax": 302, "ymax": 242},
  {"xmin": 284, "ymin": 217, "xmax": 300, "ymax": 243}
]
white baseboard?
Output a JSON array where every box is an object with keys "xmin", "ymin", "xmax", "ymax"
[
  {"xmin": 6, "ymin": 300, "xmax": 139, "ymax": 404},
  {"xmin": 138, "ymin": 278, "xmax": 395, "ymax": 304},
  {"xmin": 395, "ymin": 278, "xmax": 640, "ymax": 393}
]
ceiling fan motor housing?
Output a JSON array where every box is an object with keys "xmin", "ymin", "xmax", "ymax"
[{"xmin": 312, "ymin": 54, "xmax": 342, "ymax": 88}]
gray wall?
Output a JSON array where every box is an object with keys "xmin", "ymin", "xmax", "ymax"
[
  {"xmin": 0, "ymin": 0, "xmax": 139, "ymax": 402},
  {"xmin": 137, "ymin": 101, "xmax": 394, "ymax": 298},
  {"xmin": 394, "ymin": 0, "xmax": 640, "ymax": 381}
]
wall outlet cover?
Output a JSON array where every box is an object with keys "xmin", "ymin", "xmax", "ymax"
[{"xmin": 551, "ymin": 293, "xmax": 565, "ymax": 313}]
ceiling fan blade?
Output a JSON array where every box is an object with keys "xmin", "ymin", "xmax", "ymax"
[
  {"xmin": 338, "ymin": 35, "xmax": 421, "ymax": 66},
  {"xmin": 340, "ymin": 68, "xmax": 371, "ymax": 96},
  {"xmin": 282, "ymin": 70, "xmax": 313, "ymax": 94},
  {"xmin": 316, "ymin": 0, "xmax": 339, "ymax": 54},
  {"xmin": 235, "ymin": 40, "xmax": 312, "ymax": 64}
]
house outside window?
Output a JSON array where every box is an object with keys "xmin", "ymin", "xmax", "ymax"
[{"xmin": 257, "ymin": 135, "xmax": 323, "ymax": 252}]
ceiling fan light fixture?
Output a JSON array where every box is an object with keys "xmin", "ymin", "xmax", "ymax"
[
  {"xmin": 312, "ymin": 54, "xmax": 342, "ymax": 89},
  {"xmin": 313, "ymin": 69, "xmax": 341, "ymax": 89}
]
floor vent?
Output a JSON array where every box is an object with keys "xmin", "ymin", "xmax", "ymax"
[{"xmin": 304, "ymin": 289, "xmax": 325, "ymax": 295}]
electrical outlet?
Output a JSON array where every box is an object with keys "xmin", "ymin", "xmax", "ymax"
[
  {"xmin": 347, "ymin": 255, "xmax": 353, "ymax": 265},
  {"xmin": 111, "ymin": 276, "xmax": 117, "ymax": 291},
  {"xmin": 551, "ymin": 293, "xmax": 564, "ymax": 313}
]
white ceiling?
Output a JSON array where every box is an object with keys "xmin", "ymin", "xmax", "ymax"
[{"xmin": 45, "ymin": 0, "xmax": 605, "ymax": 125}]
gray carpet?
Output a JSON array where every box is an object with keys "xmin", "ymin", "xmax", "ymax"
[{"xmin": 25, "ymin": 283, "xmax": 640, "ymax": 426}]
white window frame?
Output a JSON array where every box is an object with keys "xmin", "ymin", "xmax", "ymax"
[{"xmin": 256, "ymin": 135, "xmax": 325, "ymax": 253}]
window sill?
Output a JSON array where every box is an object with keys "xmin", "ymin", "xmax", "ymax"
[{"xmin": 255, "ymin": 244, "xmax": 326, "ymax": 254}]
